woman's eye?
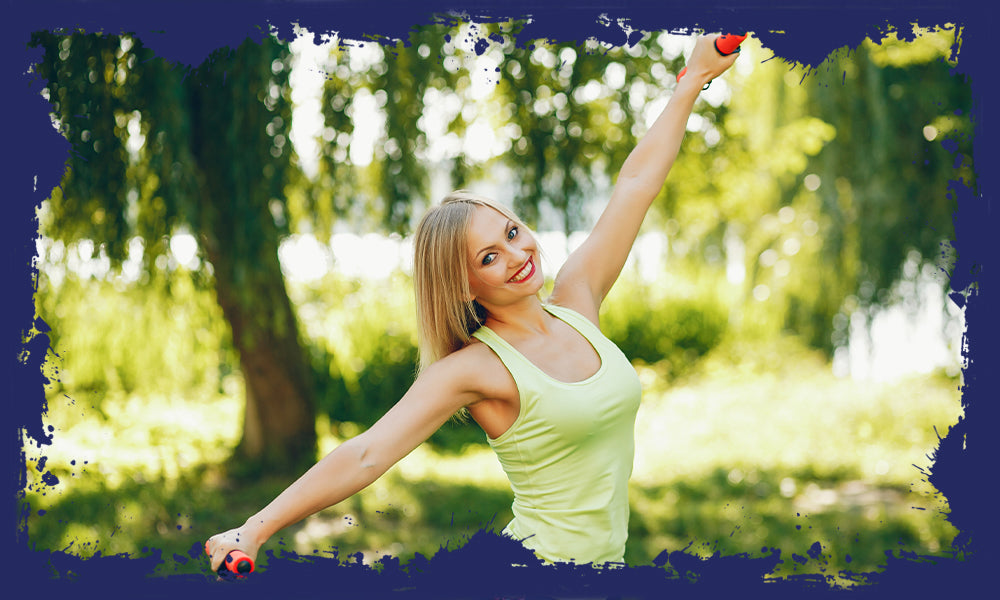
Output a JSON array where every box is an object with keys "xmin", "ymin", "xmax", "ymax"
[
  {"xmin": 482, "ymin": 253, "xmax": 496, "ymax": 266},
  {"xmin": 508, "ymin": 227, "xmax": 518, "ymax": 240}
]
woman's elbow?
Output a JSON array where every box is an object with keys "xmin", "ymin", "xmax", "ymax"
[{"xmin": 339, "ymin": 435, "xmax": 385, "ymax": 482}]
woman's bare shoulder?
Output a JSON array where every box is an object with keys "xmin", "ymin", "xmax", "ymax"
[
  {"xmin": 545, "ymin": 281, "xmax": 601, "ymax": 326},
  {"xmin": 427, "ymin": 336, "xmax": 516, "ymax": 401}
]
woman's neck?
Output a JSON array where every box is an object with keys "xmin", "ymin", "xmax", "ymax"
[{"xmin": 481, "ymin": 295, "xmax": 550, "ymax": 339}]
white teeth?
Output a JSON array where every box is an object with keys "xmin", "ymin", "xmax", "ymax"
[{"xmin": 509, "ymin": 258, "xmax": 532, "ymax": 282}]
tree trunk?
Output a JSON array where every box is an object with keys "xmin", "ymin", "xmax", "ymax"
[
  {"xmin": 180, "ymin": 35, "xmax": 317, "ymax": 477},
  {"xmin": 206, "ymin": 241, "xmax": 317, "ymax": 477}
]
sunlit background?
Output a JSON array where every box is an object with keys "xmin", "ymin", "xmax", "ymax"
[{"xmin": 22, "ymin": 18, "xmax": 970, "ymax": 587}]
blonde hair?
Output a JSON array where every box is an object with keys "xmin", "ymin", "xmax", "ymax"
[{"xmin": 413, "ymin": 190, "xmax": 527, "ymax": 372}]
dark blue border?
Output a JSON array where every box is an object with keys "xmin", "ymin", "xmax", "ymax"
[{"xmin": 4, "ymin": 1, "xmax": 997, "ymax": 597}]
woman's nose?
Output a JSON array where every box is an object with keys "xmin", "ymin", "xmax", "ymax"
[{"xmin": 507, "ymin": 244, "xmax": 528, "ymax": 265}]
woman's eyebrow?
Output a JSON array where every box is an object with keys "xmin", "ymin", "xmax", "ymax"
[{"xmin": 475, "ymin": 220, "xmax": 514, "ymax": 258}]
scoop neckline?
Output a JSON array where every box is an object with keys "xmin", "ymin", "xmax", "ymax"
[{"xmin": 476, "ymin": 304, "xmax": 607, "ymax": 386}]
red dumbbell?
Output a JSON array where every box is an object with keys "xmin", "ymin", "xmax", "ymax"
[
  {"xmin": 205, "ymin": 541, "xmax": 255, "ymax": 576},
  {"xmin": 677, "ymin": 33, "xmax": 748, "ymax": 83}
]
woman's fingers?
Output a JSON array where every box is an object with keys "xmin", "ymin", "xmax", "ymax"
[
  {"xmin": 206, "ymin": 528, "xmax": 255, "ymax": 573},
  {"xmin": 205, "ymin": 535, "xmax": 226, "ymax": 572},
  {"xmin": 684, "ymin": 34, "xmax": 742, "ymax": 83}
]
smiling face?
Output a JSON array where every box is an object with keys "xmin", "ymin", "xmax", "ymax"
[
  {"xmin": 465, "ymin": 205, "xmax": 544, "ymax": 307},
  {"xmin": 413, "ymin": 192, "xmax": 541, "ymax": 370}
]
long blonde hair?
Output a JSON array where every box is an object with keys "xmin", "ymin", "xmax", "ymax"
[{"xmin": 413, "ymin": 190, "xmax": 527, "ymax": 372}]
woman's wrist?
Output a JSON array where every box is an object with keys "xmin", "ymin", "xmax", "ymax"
[
  {"xmin": 674, "ymin": 70, "xmax": 711, "ymax": 96},
  {"xmin": 242, "ymin": 514, "xmax": 273, "ymax": 548}
]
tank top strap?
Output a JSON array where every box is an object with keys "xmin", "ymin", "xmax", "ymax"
[
  {"xmin": 470, "ymin": 324, "xmax": 537, "ymax": 384},
  {"xmin": 541, "ymin": 303, "xmax": 607, "ymax": 347}
]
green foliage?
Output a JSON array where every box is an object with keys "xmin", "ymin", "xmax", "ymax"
[
  {"xmin": 653, "ymin": 27, "xmax": 971, "ymax": 354},
  {"xmin": 627, "ymin": 469, "xmax": 958, "ymax": 584},
  {"xmin": 30, "ymin": 19, "xmax": 971, "ymax": 483},
  {"xmin": 488, "ymin": 27, "xmax": 698, "ymax": 232},
  {"xmin": 286, "ymin": 263, "xmax": 734, "ymax": 449},
  {"xmin": 369, "ymin": 29, "xmax": 450, "ymax": 232},
  {"xmin": 625, "ymin": 337, "xmax": 962, "ymax": 582},
  {"xmin": 23, "ymin": 345, "xmax": 960, "ymax": 583},
  {"xmin": 311, "ymin": 21, "xmax": 729, "ymax": 236},
  {"xmin": 601, "ymin": 267, "xmax": 728, "ymax": 380},
  {"xmin": 804, "ymin": 27, "xmax": 972, "ymax": 337},
  {"xmin": 31, "ymin": 31, "xmax": 296, "ymax": 282},
  {"xmin": 29, "ymin": 32, "xmax": 134, "ymax": 261},
  {"xmin": 290, "ymin": 270, "xmax": 487, "ymax": 451},
  {"xmin": 299, "ymin": 273, "xmax": 419, "ymax": 421},
  {"xmin": 32, "ymin": 28, "xmax": 318, "ymax": 470},
  {"xmin": 312, "ymin": 21, "xmax": 465, "ymax": 234},
  {"xmin": 34, "ymin": 268, "xmax": 234, "ymax": 407},
  {"xmin": 31, "ymin": 26, "xmax": 307, "ymax": 347}
]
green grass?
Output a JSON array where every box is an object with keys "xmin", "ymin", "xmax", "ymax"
[{"xmin": 21, "ymin": 338, "xmax": 962, "ymax": 586}]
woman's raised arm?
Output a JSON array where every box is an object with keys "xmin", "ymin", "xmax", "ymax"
[
  {"xmin": 550, "ymin": 35, "xmax": 739, "ymax": 321},
  {"xmin": 205, "ymin": 345, "xmax": 496, "ymax": 572}
]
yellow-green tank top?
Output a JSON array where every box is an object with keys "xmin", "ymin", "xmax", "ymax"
[{"xmin": 471, "ymin": 303, "xmax": 642, "ymax": 565}]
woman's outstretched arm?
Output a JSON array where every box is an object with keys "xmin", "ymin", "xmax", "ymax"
[
  {"xmin": 550, "ymin": 35, "xmax": 739, "ymax": 321},
  {"xmin": 204, "ymin": 345, "xmax": 498, "ymax": 572}
]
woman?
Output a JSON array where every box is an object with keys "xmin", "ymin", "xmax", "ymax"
[{"xmin": 206, "ymin": 34, "xmax": 738, "ymax": 570}]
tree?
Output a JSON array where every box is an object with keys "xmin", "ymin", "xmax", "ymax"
[
  {"xmin": 32, "ymin": 30, "xmax": 316, "ymax": 475},
  {"xmin": 401, "ymin": 22, "xmax": 730, "ymax": 235},
  {"xmin": 309, "ymin": 24, "xmax": 456, "ymax": 235},
  {"xmin": 804, "ymin": 27, "xmax": 973, "ymax": 351},
  {"xmin": 656, "ymin": 26, "xmax": 971, "ymax": 354},
  {"xmin": 32, "ymin": 22, "xmax": 968, "ymax": 475}
]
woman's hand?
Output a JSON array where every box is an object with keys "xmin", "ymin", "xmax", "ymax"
[
  {"xmin": 679, "ymin": 34, "xmax": 741, "ymax": 89},
  {"xmin": 205, "ymin": 523, "xmax": 263, "ymax": 574}
]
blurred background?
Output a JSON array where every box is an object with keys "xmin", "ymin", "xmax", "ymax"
[{"xmin": 22, "ymin": 18, "xmax": 972, "ymax": 586}]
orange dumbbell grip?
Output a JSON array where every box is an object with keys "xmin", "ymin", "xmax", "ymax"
[
  {"xmin": 205, "ymin": 542, "xmax": 255, "ymax": 575},
  {"xmin": 677, "ymin": 33, "xmax": 748, "ymax": 82}
]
